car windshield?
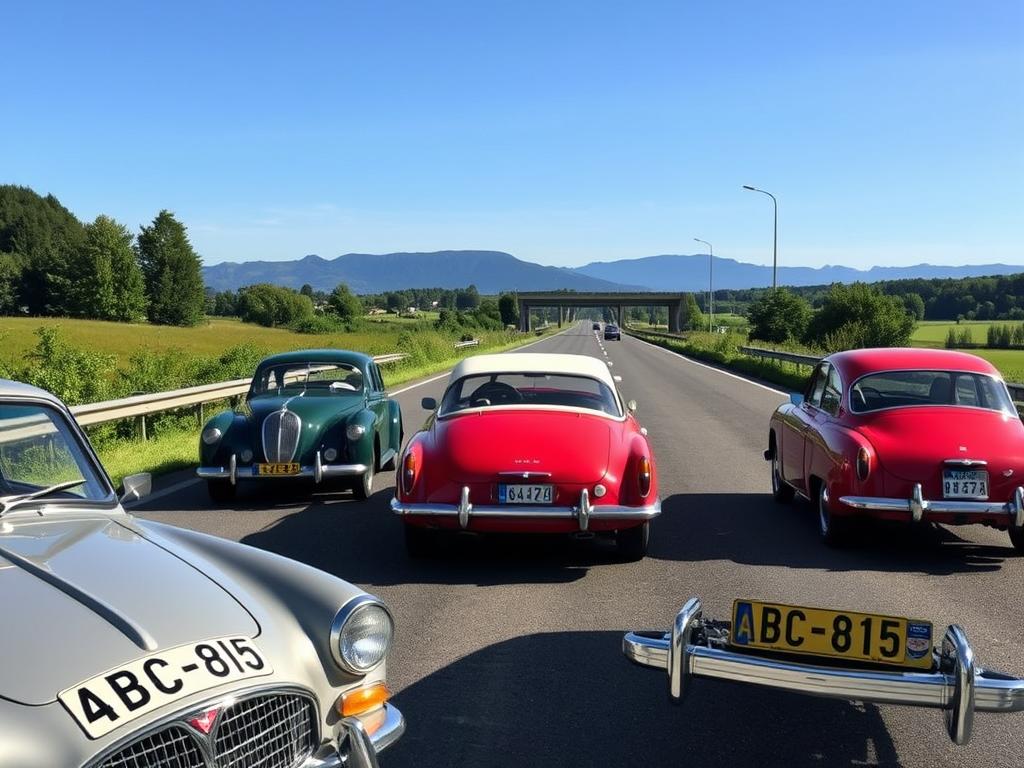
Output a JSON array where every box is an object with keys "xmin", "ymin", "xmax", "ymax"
[
  {"xmin": 850, "ymin": 370, "xmax": 1015, "ymax": 414},
  {"xmin": 0, "ymin": 403, "xmax": 111, "ymax": 504},
  {"xmin": 250, "ymin": 363, "xmax": 364, "ymax": 399},
  {"xmin": 439, "ymin": 373, "xmax": 621, "ymax": 416}
]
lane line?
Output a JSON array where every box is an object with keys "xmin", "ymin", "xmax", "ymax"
[{"xmin": 627, "ymin": 332, "xmax": 788, "ymax": 396}]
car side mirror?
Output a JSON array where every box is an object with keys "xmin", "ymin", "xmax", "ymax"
[
  {"xmin": 421, "ymin": 397, "xmax": 437, "ymax": 411},
  {"xmin": 613, "ymin": 375, "xmax": 622, "ymax": 382},
  {"xmin": 627, "ymin": 399, "xmax": 637, "ymax": 413},
  {"xmin": 790, "ymin": 393, "xmax": 804, "ymax": 406},
  {"xmin": 120, "ymin": 472, "xmax": 152, "ymax": 503}
]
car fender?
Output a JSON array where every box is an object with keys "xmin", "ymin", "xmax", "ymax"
[
  {"xmin": 386, "ymin": 398, "xmax": 403, "ymax": 454},
  {"xmin": 199, "ymin": 409, "xmax": 242, "ymax": 465},
  {"xmin": 343, "ymin": 409, "xmax": 378, "ymax": 467}
]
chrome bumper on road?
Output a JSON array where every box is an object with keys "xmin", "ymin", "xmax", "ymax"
[
  {"xmin": 839, "ymin": 482, "xmax": 1024, "ymax": 525},
  {"xmin": 196, "ymin": 452, "xmax": 368, "ymax": 484},
  {"xmin": 308, "ymin": 703, "xmax": 405, "ymax": 768},
  {"xmin": 623, "ymin": 597, "xmax": 1024, "ymax": 745},
  {"xmin": 390, "ymin": 486, "xmax": 661, "ymax": 531}
]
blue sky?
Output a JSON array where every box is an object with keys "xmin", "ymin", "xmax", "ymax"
[{"xmin": 2, "ymin": 1, "xmax": 1021, "ymax": 268}]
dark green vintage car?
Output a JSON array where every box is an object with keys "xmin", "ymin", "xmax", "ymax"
[{"xmin": 197, "ymin": 349, "xmax": 403, "ymax": 502}]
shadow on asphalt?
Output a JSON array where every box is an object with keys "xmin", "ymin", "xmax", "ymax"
[
  {"xmin": 230, "ymin": 487, "xmax": 627, "ymax": 587},
  {"xmin": 651, "ymin": 492, "xmax": 1015, "ymax": 574},
  {"xmin": 384, "ymin": 630, "xmax": 902, "ymax": 768}
]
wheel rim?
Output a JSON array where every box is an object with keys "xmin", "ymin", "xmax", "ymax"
[
  {"xmin": 818, "ymin": 488, "xmax": 830, "ymax": 536},
  {"xmin": 771, "ymin": 455, "xmax": 781, "ymax": 494}
]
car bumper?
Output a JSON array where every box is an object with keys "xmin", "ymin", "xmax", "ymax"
[
  {"xmin": 623, "ymin": 597, "xmax": 1024, "ymax": 745},
  {"xmin": 197, "ymin": 452, "xmax": 368, "ymax": 484},
  {"xmin": 390, "ymin": 486, "xmax": 661, "ymax": 531},
  {"xmin": 309, "ymin": 703, "xmax": 405, "ymax": 768},
  {"xmin": 839, "ymin": 483, "xmax": 1024, "ymax": 526}
]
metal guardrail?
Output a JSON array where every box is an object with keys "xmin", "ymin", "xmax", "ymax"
[
  {"xmin": 739, "ymin": 345, "xmax": 1024, "ymax": 403},
  {"xmin": 454, "ymin": 339, "xmax": 481, "ymax": 349}
]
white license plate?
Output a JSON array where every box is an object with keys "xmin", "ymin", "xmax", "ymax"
[
  {"xmin": 942, "ymin": 469, "xmax": 989, "ymax": 499},
  {"xmin": 498, "ymin": 484, "xmax": 554, "ymax": 504},
  {"xmin": 59, "ymin": 637, "xmax": 272, "ymax": 739}
]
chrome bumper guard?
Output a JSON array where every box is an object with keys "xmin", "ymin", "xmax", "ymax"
[
  {"xmin": 623, "ymin": 597, "xmax": 1024, "ymax": 745},
  {"xmin": 390, "ymin": 486, "xmax": 661, "ymax": 531},
  {"xmin": 308, "ymin": 703, "xmax": 405, "ymax": 768},
  {"xmin": 839, "ymin": 483, "xmax": 1024, "ymax": 525},
  {"xmin": 196, "ymin": 452, "xmax": 368, "ymax": 485}
]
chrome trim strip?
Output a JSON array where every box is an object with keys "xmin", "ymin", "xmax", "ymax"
[
  {"xmin": 623, "ymin": 599, "xmax": 1024, "ymax": 745},
  {"xmin": 390, "ymin": 496, "xmax": 662, "ymax": 520},
  {"xmin": 944, "ymin": 458, "xmax": 988, "ymax": 467},
  {"xmin": 497, "ymin": 470, "xmax": 554, "ymax": 479},
  {"xmin": 197, "ymin": 463, "xmax": 368, "ymax": 481},
  {"xmin": 839, "ymin": 484, "xmax": 1024, "ymax": 522}
]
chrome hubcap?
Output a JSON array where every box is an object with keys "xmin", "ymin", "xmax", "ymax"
[{"xmin": 819, "ymin": 489, "xmax": 829, "ymax": 535}]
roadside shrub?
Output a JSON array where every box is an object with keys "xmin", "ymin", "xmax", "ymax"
[
  {"xmin": 747, "ymin": 288, "xmax": 811, "ymax": 344},
  {"xmin": 291, "ymin": 315, "xmax": 351, "ymax": 334},
  {"xmin": 804, "ymin": 283, "xmax": 915, "ymax": 349},
  {"xmin": 19, "ymin": 327, "xmax": 116, "ymax": 405}
]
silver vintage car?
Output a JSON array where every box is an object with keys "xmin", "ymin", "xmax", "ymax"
[{"xmin": 0, "ymin": 380, "xmax": 404, "ymax": 767}]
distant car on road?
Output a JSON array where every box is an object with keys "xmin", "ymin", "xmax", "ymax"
[
  {"xmin": 0, "ymin": 379, "xmax": 404, "ymax": 768},
  {"xmin": 392, "ymin": 353, "xmax": 660, "ymax": 559},
  {"xmin": 198, "ymin": 349, "xmax": 403, "ymax": 502},
  {"xmin": 766, "ymin": 347, "xmax": 1024, "ymax": 548},
  {"xmin": 603, "ymin": 324, "xmax": 621, "ymax": 340},
  {"xmin": 592, "ymin": 322, "xmax": 601, "ymax": 331}
]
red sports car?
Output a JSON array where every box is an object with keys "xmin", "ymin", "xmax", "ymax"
[
  {"xmin": 391, "ymin": 352, "xmax": 661, "ymax": 558},
  {"xmin": 766, "ymin": 347, "xmax": 1024, "ymax": 548}
]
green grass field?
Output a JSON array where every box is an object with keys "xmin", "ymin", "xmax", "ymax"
[
  {"xmin": 910, "ymin": 321, "xmax": 1024, "ymax": 382},
  {"xmin": 0, "ymin": 315, "xmax": 443, "ymax": 367}
]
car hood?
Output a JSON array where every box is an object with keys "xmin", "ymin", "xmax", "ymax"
[
  {"xmin": 245, "ymin": 394, "xmax": 362, "ymax": 426},
  {"xmin": 435, "ymin": 409, "xmax": 613, "ymax": 483},
  {"xmin": 854, "ymin": 407, "xmax": 1024, "ymax": 482},
  {"xmin": 0, "ymin": 515, "xmax": 259, "ymax": 706}
]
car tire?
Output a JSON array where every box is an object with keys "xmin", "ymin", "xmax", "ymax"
[
  {"xmin": 404, "ymin": 523, "xmax": 433, "ymax": 558},
  {"xmin": 207, "ymin": 479, "xmax": 235, "ymax": 503},
  {"xmin": 771, "ymin": 450, "xmax": 795, "ymax": 503},
  {"xmin": 817, "ymin": 483, "xmax": 850, "ymax": 547},
  {"xmin": 1009, "ymin": 527, "xmax": 1024, "ymax": 554},
  {"xmin": 352, "ymin": 463, "xmax": 374, "ymax": 501},
  {"xmin": 616, "ymin": 522, "xmax": 650, "ymax": 561}
]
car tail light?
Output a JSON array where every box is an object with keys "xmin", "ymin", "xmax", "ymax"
[
  {"xmin": 856, "ymin": 447, "xmax": 870, "ymax": 482},
  {"xmin": 638, "ymin": 456, "xmax": 652, "ymax": 498},
  {"xmin": 402, "ymin": 452, "xmax": 417, "ymax": 495}
]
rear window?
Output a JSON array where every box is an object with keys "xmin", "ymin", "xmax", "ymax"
[
  {"xmin": 850, "ymin": 370, "xmax": 1014, "ymax": 414},
  {"xmin": 440, "ymin": 373, "xmax": 621, "ymax": 416},
  {"xmin": 250, "ymin": 363, "xmax": 364, "ymax": 398}
]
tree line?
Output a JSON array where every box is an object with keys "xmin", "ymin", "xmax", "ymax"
[{"xmin": 0, "ymin": 185, "xmax": 205, "ymax": 325}]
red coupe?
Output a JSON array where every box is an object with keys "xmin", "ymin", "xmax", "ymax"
[
  {"xmin": 391, "ymin": 353, "xmax": 661, "ymax": 558},
  {"xmin": 767, "ymin": 347, "xmax": 1024, "ymax": 548}
]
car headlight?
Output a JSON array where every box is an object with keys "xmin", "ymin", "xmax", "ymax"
[
  {"xmin": 346, "ymin": 423, "xmax": 367, "ymax": 441},
  {"xmin": 330, "ymin": 596, "xmax": 394, "ymax": 674},
  {"xmin": 201, "ymin": 427, "xmax": 223, "ymax": 445}
]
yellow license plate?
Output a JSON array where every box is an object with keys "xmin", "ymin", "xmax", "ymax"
[
  {"xmin": 256, "ymin": 462, "xmax": 301, "ymax": 476},
  {"xmin": 730, "ymin": 599, "xmax": 933, "ymax": 669}
]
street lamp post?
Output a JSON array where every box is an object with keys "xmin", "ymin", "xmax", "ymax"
[
  {"xmin": 694, "ymin": 237, "xmax": 713, "ymax": 333},
  {"xmin": 743, "ymin": 185, "xmax": 778, "ymax": 289}
]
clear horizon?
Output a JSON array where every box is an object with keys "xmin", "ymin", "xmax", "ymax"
[{"xmin": 4, "ymin": 1, "xmax": 1021, "ymax": 269}]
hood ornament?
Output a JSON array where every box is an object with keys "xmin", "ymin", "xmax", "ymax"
[{"xmin": 188, "ymin": 706, "xmax": 222, "ymax": 735}]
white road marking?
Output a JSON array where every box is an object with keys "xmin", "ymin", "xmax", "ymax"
[
  {"xmin": 125, "ymin": 476, "xmax": 200, "ymax": 509},
  {"xmin": 627, "ymin": 333, "xmax": 788, "ymax": 396}
]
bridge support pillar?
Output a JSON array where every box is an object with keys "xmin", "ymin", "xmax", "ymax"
[
  {"xmin": 518, "ymin": 300, "xmax": 530, "ymax": 332},
  {"xmin": 668, "ymin": 301, "xmax": 682, "ymax": 333}
]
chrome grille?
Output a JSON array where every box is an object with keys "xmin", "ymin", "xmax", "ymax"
[
  {"xmin": 262, "ymin": 409, "xmax": 301, "ymax": 463},
  {"xmin": 213, "ymin": 693, "xmax": 315, "ymax": 768},
  {"xmin": 97, "ymin": 726, "xmax": 205, "ymax": 768}
]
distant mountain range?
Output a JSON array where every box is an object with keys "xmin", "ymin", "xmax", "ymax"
[
  {"xmin": 202, "ymin": 250, "xmax": 1024, "ymax": 294},
  {"xmin": 202, "ymin": 251, "xmax": 641, "ymax": 294}
]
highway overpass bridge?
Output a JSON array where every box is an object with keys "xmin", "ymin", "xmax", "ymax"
[{"xmin": 516, "ymin": 292, "xmax": 687, "ymax": 332}]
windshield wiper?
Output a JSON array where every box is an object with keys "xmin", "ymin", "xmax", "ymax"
[{"xmin": 0, "ymin": 479, "xmax": 87, "ymax": 517}]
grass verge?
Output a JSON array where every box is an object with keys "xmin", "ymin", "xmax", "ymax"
[{"xmin": 626, "ymin": 327, "xmax": 809, "ymax": 392}]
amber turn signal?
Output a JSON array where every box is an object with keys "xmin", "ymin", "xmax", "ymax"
[
  {"xmin": 402, "ymin": 452, "xmax": 417, "ymax": 495},
  {"xmin": 638, "ymin": 456, "xmax": 652, "ymax": 498},
  {"xmin": 338, "ymin": 682, "xmax": 391, "ymax": 718}
]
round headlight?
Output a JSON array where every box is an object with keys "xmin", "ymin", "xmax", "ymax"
[
  {"xmin": 346, "ymin": 423, "xmax": 367, "ymax": 441},
  {"xmin": 240, "ymin": 449, "xmax": 253, "ymax": 463},
  {"xmin": 201, "ymin": 427, "xmax": 222, "ymax": 445},
  {"xmin": 331, "ymin": 597, "xmax": 394, "ymax": 674},
  {"xmin": 324, "ymin": 447, "xmax": 338, "ymax": 462}
]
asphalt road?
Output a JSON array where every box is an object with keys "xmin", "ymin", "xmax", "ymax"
[{"xmin": 134, "ymin": 324, "xmax": 1024, "ymax": 767}]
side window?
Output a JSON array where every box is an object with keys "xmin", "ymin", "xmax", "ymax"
[
  {"xmin": 369, "ymin": 364, "xmax": 384, "ymax": 393},
  {"xmin": 955, "ymin": 374, "xmax": 980, "ymax": 407},
  {"xmin": 820, "ymin": 367, "xmax": 842, "ymax": 416},
  {"xmin": 806, "ymin": 363, "xmax": 828, "ymax": 407}
]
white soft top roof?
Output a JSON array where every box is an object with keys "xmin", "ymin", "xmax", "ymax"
[{"xmin": 448, "ymin": 353, "xmax": 616, "ymax": 389}]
